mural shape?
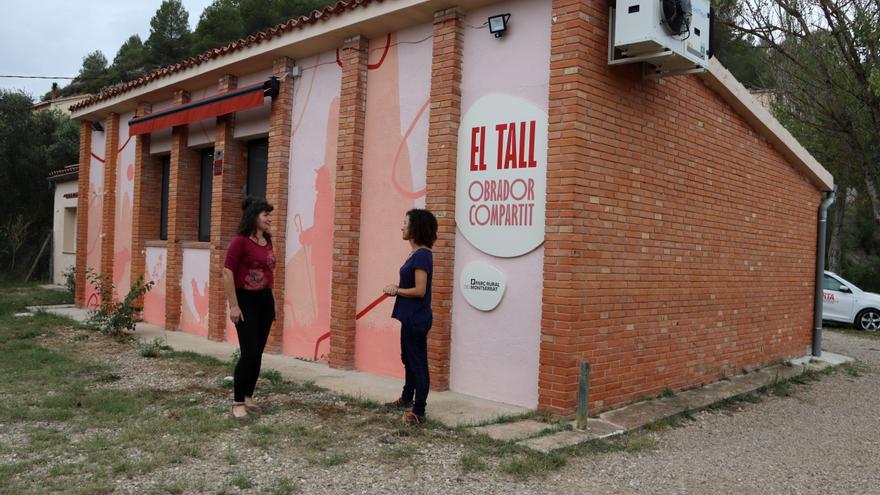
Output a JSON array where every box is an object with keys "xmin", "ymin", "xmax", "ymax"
[
  {"xmin": 282, "ymin": 51, "xmax": 341, "ymax": 360},
  {"xmin": 85, "ymin": 128, "xmax": 106, "ymax": 308},
  {"xmin": 113, "ymin": 111, "xmax": 136, "ymax": 300},
  {"xmin": 354, "ymin": 26, "xmax": 432, "ymax": 378},
  {"xmin": 181, "ymin": 248, "xmax": 210, "ymax": 336},
  {"xmin": 143, "ymin": 247, "xmax": 167, "ymax": 325}
]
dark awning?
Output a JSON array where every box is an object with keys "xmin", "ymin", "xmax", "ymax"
[{"xmin": 128, "ymin": 77, "xmax": 280, "ymax": 136}]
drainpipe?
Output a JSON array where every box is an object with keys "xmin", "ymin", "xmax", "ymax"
[{"xmin": 813, "ymin": 185, "xmax": 837, "ymax": 357}]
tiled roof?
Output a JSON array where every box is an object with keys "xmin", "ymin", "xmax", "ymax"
[
  {"xmin": 70, "ymin": 0, "xmax": 378, "ymax": 112},
  {"xmin": 47, "ymin": 164, "xmax": 79, "ymax": 180}
]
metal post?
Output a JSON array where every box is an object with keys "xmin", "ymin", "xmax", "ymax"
[
  {"xmin": 576, "ymin": 361, "xmax": 591, "ymax": 430},
  {"xmin": 813, "ymin": 187, "xmax": 836, "ymax": 357}
]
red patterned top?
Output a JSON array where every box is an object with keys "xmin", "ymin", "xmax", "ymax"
[{"xmin": 224, "ymin": 235, "xmax": 276, "ymax": 290}]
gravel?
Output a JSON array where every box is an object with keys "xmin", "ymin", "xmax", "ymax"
[{"xmin": 9, "ymin": 327, "xmax": 879, "ymax": 494}]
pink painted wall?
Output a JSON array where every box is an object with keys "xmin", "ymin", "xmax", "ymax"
[
  {"xmin": 113, "ymin": 110, "xmax": 136, "ymax": 300},
  {"xmin": 354, "ymin": 25, "xmax": 432, "ymax": 378},
  {"xmin": 85, "ymin": 125, "xmax": 106, "ymax": 308},
  {"xmin": 143, "ymin": 247, "xmax": 167, "ymax": 325},
  {"xmin": 282, "ymin": 50, "xmax": 341, "ymax": 360},
  {"xmin": 180, "ymin": 248, "xmax": 210, "ymax": 336},
  {"xmin": 448, "ymin": 0, "xmax": 552, "ymax": 408}
]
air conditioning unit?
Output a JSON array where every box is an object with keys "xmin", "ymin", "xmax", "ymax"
[{"xmin": 609, "ymin": 0, "xmax": 711, "ymax": 77}]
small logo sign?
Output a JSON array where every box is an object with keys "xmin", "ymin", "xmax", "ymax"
[{"xmin": 460, "ymin": 261, "xmax": 507, "ymax": 311}]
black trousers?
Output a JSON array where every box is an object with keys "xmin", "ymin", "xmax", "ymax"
[
  {"xmin": 233, "ymin": 288, "xmax": 275, "ymax": 402},
  {"xmin": 399, "ymin": 320, "xmax": 431, "ymax": 417}
]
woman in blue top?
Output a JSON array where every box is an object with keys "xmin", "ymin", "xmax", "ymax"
[{"xmin": 384, "ymin": 208, "xmax": 437, "ymax": 425}]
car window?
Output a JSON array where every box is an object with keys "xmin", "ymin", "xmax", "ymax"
[{"xmin": 823, "ymin": 275, "xmax": 844, "ymax": 291}]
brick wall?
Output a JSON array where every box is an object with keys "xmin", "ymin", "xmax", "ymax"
[
  {"xmin": 75, "ymin": 121, "xmax": 92, "ymax": 307},
  {"xmin": 540, "ymin": 0, "xmax": 821, "ymax": 416},
  {"xmin": 425, "ymin": 8, "xmax": 464, "ymax": 390},
  {"xmin": 166, "ymin": 90, "xmax": 202, "ymax": 331},
  {"xmin": 265, "ymin": 58, "xmax": 295, "ymax": 353},
  {"xmin": 208, "ymin": 76, "xmax": 247, "ymax": 342},
  {"xmin": 100, "ymin": 113, "xmax": 120, "ymax": 288},
  {"xmin": 329, "ymin": 35, "xmax": 369, "ymax": 369},
  {"xmin": 131, "ymin": 103, "xmax": 162, "ymax": 307}
]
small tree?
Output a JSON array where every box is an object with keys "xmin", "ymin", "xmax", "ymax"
[{"xmin": 87, "ymin": 270, "xmax": 155, "ymax": 337}]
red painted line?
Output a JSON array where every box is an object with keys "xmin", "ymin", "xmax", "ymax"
[
  {"xmin": 90, "ymin": 152, "xmax": 105, "ymax": 163},
  {"xmin": 313, "ymin": 293, "xmax": 391, "ymax": 360},
  {"xmin": 293, "ymin": 53, "xmax": 321, "ymax": 135},
  {"xmin": 368, "ymin": 33, "xmax": 392, "ymax": 70},
  {"xmin": 357, "ymin": 293, "xmax": 390, "ymax": 320},
  {"xmin": 335, "ymin": 33, "xmax": 391, "ymax": 70},
  {"xmin": 117, "ymin": 135, "xmax": 133, "ymax": 154},
  {"xmin": 391, "ymin": 98, "xmax": 430, "ymax": 199}
]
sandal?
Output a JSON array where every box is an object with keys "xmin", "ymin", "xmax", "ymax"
[
  {"xmin": 402, "ymin": 411, "xmax": 425, "ymax": 426},
  {"xmin": 245, "ymin": 403, "xmax": 263, "ymax": 414},
  {"xmin": 231, "ymin": 403, "xmax": 250, "ymax": 420},
  {"xmin": 386, "ymin": 398, "xmax": 413, "ymax": 409}
]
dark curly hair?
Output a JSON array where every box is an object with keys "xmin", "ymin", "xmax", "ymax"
[
  {"xmin": 237, "ymin": 196, "xmax": 274, "ymax": 242},
  {"xmin": 406, "ymin": 209, "xmax": 438, "ymax": 248}
]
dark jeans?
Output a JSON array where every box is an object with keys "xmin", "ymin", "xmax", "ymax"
[
  {"xmin": 399, "ymin": 319, "xmax": 431, "ymax": 417},
  {"xmin": 233, "ymin": 288, "xmax": 275, "ymax": 402}
]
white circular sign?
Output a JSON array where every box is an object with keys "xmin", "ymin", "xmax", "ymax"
[
  {"xmin": 460, "ymin": 261, "xmax": 507, "ymax": 311},
  {"xmin": 456, "ymin": 94, "xmax": 548, "ymax": 258}
]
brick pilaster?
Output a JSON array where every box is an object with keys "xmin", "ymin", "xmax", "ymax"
[
  {"xmin": 264, "ymin": 58, "xmax": 295, "ymax": 353},
  {"xmin": 329, "ymin": 35, "xmax": 369, "ymax": 369},
  {"xmin": 425, "ymin": 8, "xmax": 464, "ymax": 391},
  {"xmin": 100, "ymin": 113, "xmax": 120, "ymax": 293},
  {"xmin": 539, "ymin": 0, "xmax": 597, "ymax": 416},
  {"xmin": 131, "ymin": 102, "xmax": 161, "ymax": 307},
  {"xmin": 208, "ymin": 76, "xmax": 247, "ymax": 342},
  {"xmin": 166, "ymin": 90, "xmax": 201, "ymax": 331},
  {"xmin": 75, "ymin": 121, "xmax": 92, "ymax": 307}
]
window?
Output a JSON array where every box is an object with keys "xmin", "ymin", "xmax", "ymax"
[
  {"xmin": 247, "ymin": 138, "xmax": 268, "ymax": 200},
  {"xmin": 823, "ymin": 275, "xmax": 844, "ymax": 292},
  {"xmin": 198, "ymin": 148, "xmax": 214, "ymax": 242},
  {"xmin": 159, "ymin": 155, "xmax": 170, "ymax": 241},
  {"xmin": 62, "ymin": 207, "xmax": 77, "ymax": 253}
]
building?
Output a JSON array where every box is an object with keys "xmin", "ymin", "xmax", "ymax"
[
  {"xmin": 69, "ymin": 0, "xmax": 833, "ymax": 416},
  {"xmin": 34, "ymin": 94, "xmax": 92, "ymax": 116},
  {"xmin": 47, "ymin": 165, "xmax": 79, "ymax": 286}
]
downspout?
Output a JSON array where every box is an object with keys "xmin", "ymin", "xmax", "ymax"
[{"xmin": 813, "ymin": 186, "xmax": 837, "ymax": 357}]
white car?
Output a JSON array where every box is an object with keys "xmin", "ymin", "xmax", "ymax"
[{"xmin": 823, "ymin": 271, "xmax": 880, "ymax": 331}]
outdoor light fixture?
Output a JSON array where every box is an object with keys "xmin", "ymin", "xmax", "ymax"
[
  {"xmin": 488, "ymin": 14, "xmax": 510, "ymax": 38},
  {"xmin": 91, "ymin": 121, "xmax": 104, "ymax": 132}
]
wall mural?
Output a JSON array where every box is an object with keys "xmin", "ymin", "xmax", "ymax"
[
  {"xmin": 85, "ymin": 128, "xmax": 106, "ymax": 308},
  {"xmin": 449, "ymin": 0, "xmax": 552, "ymax": 408},
  {"xmin": 282, "ymin": 50, "xmax": 341, "ymax": 359},
  {"xmin": 354, "ymin": 25, "xmax": 432, "ymax": 378},
  {"xmin": 143, "ymin": 247, "xmax": 167, "ymax": 325},
  {"xmin": 113, "ymin": 111, "xmax": 136, "ymax": 300},
  {"xmin": 181, "ymin": 248, "xmax": 210, "ymax": 336}
]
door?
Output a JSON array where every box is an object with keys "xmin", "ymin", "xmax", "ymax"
[{"xmin": 823, "ymin": 274, "xmax": 854, "ymax": 322}]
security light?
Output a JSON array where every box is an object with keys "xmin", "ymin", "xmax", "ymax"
[
  {"xmin": 91, "ymin": 121, "xmax": 104, "ymax": 132},
  {"xmin": 488, "ymin": 14, "xmax": 510, "ymax": 38}
]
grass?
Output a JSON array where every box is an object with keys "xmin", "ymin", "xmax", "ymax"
[
  {"xmin": 826, "ymin": 326, "xmax": 880, "ymax": 341},
  {"xmin": 270, "ymin": 477, "xmax": 300, "ymax": 495},
  {"xmin": 230, "ymin": 473, "xmax": 252, "ymax": 490},
  {"xmin": 460, "ymin": 452, "xmax": 490, "ymax": 473}
]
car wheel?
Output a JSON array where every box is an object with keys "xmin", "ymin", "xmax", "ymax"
[{"xmin": 856, "ymin": 309, "xmax": 880, "ymax": 332}]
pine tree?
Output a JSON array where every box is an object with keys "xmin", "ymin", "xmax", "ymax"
[
  {"xmin": 145, "ymin": 0, "xmax": 193, "ymax": 70},
  {"xmin": 192, "ymin": 0, "xmax": 245, "ymax": 54}
]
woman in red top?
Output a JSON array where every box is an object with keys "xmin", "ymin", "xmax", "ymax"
[{"xmin": 223, "ymin": 197, "xmax": 277, "ymax": 420}]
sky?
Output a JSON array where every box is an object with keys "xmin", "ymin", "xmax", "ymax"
[{"xmin": 0, "ymin": 0, "xmax": 215, "ymax": 101}]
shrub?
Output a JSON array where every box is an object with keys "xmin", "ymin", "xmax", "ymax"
[
  {"xmin": 86, "ymin": 270, "xmax": 154, "ymax": 337},
  {"xmin": 62, "ymin": 266, "xmax": 76, "ymax": 296}
]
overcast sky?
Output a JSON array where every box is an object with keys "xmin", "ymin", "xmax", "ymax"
[{"xmin": 0, "ymin": 0, "xmax": 215, "ymax": 101}]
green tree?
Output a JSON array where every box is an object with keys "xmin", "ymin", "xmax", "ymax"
[
  {"xmin": 110, "ymin": 35, "xmax": 149, "ymax": 83},
  {"xmin": 0, "ymin": 91, "xmax": 78, "ymax": 278},
  {"xmin": 145, "ymin": 0, "xmax": 193, "ymax": 69},
  {"xmin": 58, "ymin": 51, "xmax": 111, "ymax": 97},
  {"xmin": 239, "ymin": 0, "xmax": 276, "ymax": 35},
  {"xmin": 711, "ymin": 0, "xmax": 774, "ymax": 88},
  {"xmin": 192, "ymin": 0, "xmax": 245, "ymax": 53}
]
